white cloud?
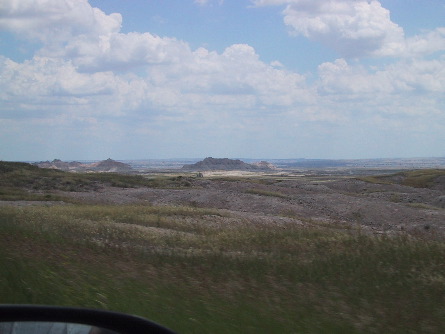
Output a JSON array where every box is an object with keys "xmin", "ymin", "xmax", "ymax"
[
  {"xmin": 142, "ymin": 44, "xmax": 312, "ymax": 112},
  {"xmin": 1, "ymin": 0, "xmax": 444, "ymax": 160},
  {"xmin": 54, "ymin": 32, "xmax": 193, "ymax": 72},
  {"xmin": 253, "ymin": 0, "xmax": 445, "ymax": 60},
  {"xmin": 0, "ymin": 38, "xmax": 313, "ymax": 123},
  {"xmin": 1, "ymin": 0, "xmax": 442, "ymax": 119},
  {"xmin": 313, "ymin": 57, "xmax": 445, "ymax": 141},
  {"xmin": 405, "ymin": 28, "xmax": 445, "ymax": 57},
  {"xmin": 0, "ymin": 0, "xmax": 221, "ymax": 74},
  {"xmin": 251, "ymin": 0, "xmax": 289, "ymax": 5},
  {"xmin": 194, "ymin": 0, "xmax": 209, "ymax": 5},
  {"xmin": 0, "ymin": 55, "xmax": 149, "ymax": 118},
  {"xmin": 253, "ymin": 0, "xmax": 405, "ymax": 58},
  {"xmin": 194, "ymin": 0, "xmax": 224, "ymax": 5},
  {"xmin": 317, "ymin": 57, "xmax": 445, "ymax": 96},
  {"xmin": 0, "ymin": 0, "xmax": 121, "ymax": 43}
]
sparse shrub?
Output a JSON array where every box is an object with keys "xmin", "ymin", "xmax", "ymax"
[
  {"xmin": 245, "ymin": 188, "xmax": 288, "ymax": 198},
  {"xmin": 389, "ymin": 193, "xmax": 400, "ymax": 202}
]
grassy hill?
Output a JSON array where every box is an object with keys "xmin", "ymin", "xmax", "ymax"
[
  {"xmin": 0, "ymin": 161, "xmax": 192, "ymax": 201},
  {"xmin": 359, "ymin": 169, "xmax": 445, "ymax": 189},
  {"xmin": 1, "ymin": 163, "xmax": 445, "ymax": 333}
]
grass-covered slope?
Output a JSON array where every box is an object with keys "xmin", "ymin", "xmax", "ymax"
[
  {"xmin": 359, "ymin": 169, "xmax": 445, "ymax": 189},
  {"xmin": 0, "ymin": 161, "xmax": 192, "ymax": 201},
  {"xmin": 1, "ymin": 204, "xmax": 445, "ymax": 333},
  {"xmin": 1, "ymin": 163, "xmax": 445, "ymax": 333}
]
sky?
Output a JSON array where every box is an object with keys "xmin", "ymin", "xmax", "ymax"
[{"xmin": 0, "ymin": 0, "xmax": 444, "ymax": 161}]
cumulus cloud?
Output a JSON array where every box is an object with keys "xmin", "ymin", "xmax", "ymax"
[
  {"xmin": 1, "ymin": 0, "xmax": 442, "ymax": 115},
  {"xmin": 314, "ymin": 57, "xmax": 445, "ymax": 139},
  {"xmin": 0, "ymin": 40, "xmax": 312, "ymax": 124},
  {"xmin": 0, "ymin": 0, "xmax": 313, "ymax": 116},
  {"xmin": 0, "ymin": 0, "xmax": 221, "ymax": 74},
  {"xmin": 128, "ymin": 43, "xmax": 312, "ymax": 116},
  {"xmin": 0, "ymin": 56, "xmax": 110, "ymax": 99},
  {"xmin": 0, "ymin": 55, "xmax": 150, "ymax": 118},
  {"xmin": 405, "ymin": 28, "xmax": 445, "ymax": 57},
  {"xmin": 55, "ymin": 32, "xmax": 193, "ymax": 72},
  {"xmin": 317, "ymin": 57, "xmax": 445, "ymax": 95},
  {"xmin": 0, "ymin": 0, "xmax": 121, "ymax": 43},
  {"xmin": 252, "ymin": 0, "xmax": 406, "ymax": 58},
  {"xmin": 1, "ymin": 0, "xmax": 444, "ymax": 160}
]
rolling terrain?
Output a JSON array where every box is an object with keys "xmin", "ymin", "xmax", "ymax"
[
  {"xmin": 1, "ymin": 161, "xmax": 444, "ymax": 333},
  {"xmin": 55, "ymin": 168, "xmax": 445, "ymax": 237}
]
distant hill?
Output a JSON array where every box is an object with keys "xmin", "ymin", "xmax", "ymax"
[
  {"xmin": 251, "ymin": 161, "xmax": 278, "ymax": 170},
  {"xmin": 0, "ymin": 161, "xmax": 153, "ymax": 200},
  {"xmin": 35, "ymin": 158, "xmax": 133, "ymax": 173},
  {"xmin": 89, "ymin": 158, "xmax": 133, "ymax": 172},
  {"xmin": 182, "ymin": 157, "xmax": 275, "ymax": 171},
  {"xmin": 35, "ymin": 159, "xmax": 84, "ymax": 171}
]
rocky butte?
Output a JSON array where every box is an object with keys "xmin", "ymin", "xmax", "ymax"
[
  {"xmin": 89, "ymin": 158, "xmax": 133, "ymax": 173},
  {"xmin": 181, "ymin": 157, "xmax": 276, "ymax": 171},
  {"xmin": 35, "ymin": 158, "xmax": 133, "ymax": 173}
]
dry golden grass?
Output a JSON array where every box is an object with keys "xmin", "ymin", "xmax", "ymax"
[{"xmin": 1, "ymin": 203, "xmax": 445, "ymax": 333}]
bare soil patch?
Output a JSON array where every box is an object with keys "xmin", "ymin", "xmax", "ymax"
[{"xmin": 52, "ymin": 171, "xmax": 445, "ymax": 237}]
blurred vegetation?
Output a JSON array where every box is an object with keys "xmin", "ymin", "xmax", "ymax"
[{"xmin": 1, "ymin": 204, "xmax": 445, "ymax": 333}]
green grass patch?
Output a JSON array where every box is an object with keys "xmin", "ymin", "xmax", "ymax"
[
  {"xmin": 142, "ymin": 175, "xmax": 194, "ymax": 188},
  {"xmin": 358, "ymin": 169, "xmax": 445, "ymax": 189},
  {"xmin": 209, "ymin": 176, "xmax": 277, "ymax": 185},
  {"xmin": 406, "ymin": 203, "xmax": 441, "ymax": 210},
  {"xmin": 357, "ymin": 176, "xmax": 393, "ymax": 185},
  {"xmin": 0, "ymin": 161, "xmax": 197, "ymax": 201},
  {"xmin": 1, "ymin": 203, "xmax": 445, "ymax": 333},
  {"xmin": 244, "ymin": 188, "xmax": 288, "ymax": 198},
  {"xmin": 0, "ymin": 161, "xmax": 150, "ymax": 191},
  {"xmin": 0, "ymin": 186, "xmax": 64, "ymax": 201},
  {"xmin": 399, "ymin": 169, "xmax": 445, "ymax": 188}
]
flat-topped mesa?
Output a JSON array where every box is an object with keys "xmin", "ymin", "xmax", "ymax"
[{"xmin": 181, "ymin": 157, "xmax": 275, "ymax": 171}]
